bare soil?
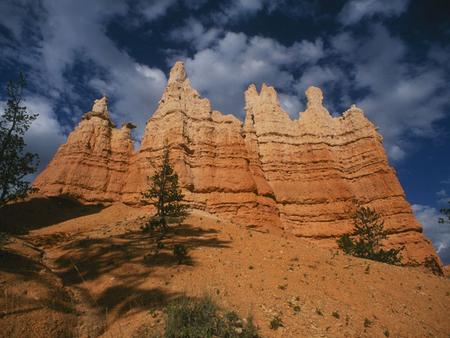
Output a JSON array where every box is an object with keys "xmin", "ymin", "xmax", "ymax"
[{"xmin": 1, "ymin": 197, "xmax": 449, "ymax": 337}]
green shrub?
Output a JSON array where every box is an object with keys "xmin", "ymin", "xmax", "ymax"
[
  {"xmin": 269, "ymin": 315, "xmax": 283, "ymax": 330},
  {"xmin": 164, "ymin": 296, "xmax": 259, "ymax": 338},
  {"xmin": 337, "ymin": 206, "xmax": 403, "ymax": 265},
  {"xmin": 173, "ymin": 244, "xmax": 189, "ymax": 264},
  {"xmin": 423, "ymin": 256, "xmax": 443, "ymax": 276},
  {"xmin": 0, "ymin": 232, "xmax": 9, "ymax": 248},
  {"xmin": 364, "ymin": 318, "xmax": 372, "ymax": 328}
]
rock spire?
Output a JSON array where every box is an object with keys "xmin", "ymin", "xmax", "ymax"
[{"xmin": 33, "ymin": 62, "xmax": 441, "ymax": 269}]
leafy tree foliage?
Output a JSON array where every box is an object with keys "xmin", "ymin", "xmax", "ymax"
[
  {"xmin": 439, "ymin": 200, "xmax": 450, "ymax": 225},
  {"xmin": 337, "ymin": 206, "xmax": 404, "ymax": 265},
  {"xmin": 0, "ymin": 73, "xmax": 39, "ymax": 208},
  {"xmin": 142, "ymin": 145, "xmax": 187, "ymax": 231}
]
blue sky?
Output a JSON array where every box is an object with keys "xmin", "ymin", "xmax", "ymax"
[{"xmin": 1, "ymin": 0, "xmax": 449, "ymax": 263}]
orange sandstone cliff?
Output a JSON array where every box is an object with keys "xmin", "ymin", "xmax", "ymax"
[{"xmin": 33, "ymin": 61, "xmax": 439, "ymax": 266}]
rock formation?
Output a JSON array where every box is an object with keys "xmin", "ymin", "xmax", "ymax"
[
  {"xmin": 33, "ymin": 62, "xmax": 440, "ymax": 266},
  {"xmin": 33, "ymin": 96, "xmax": 135, "ymax": 202}
]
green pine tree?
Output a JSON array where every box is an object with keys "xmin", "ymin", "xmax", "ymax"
[
  {"xmin": 0, "ymin": 73, "xmax": 39, "ymax": 209},
  {"xmin": 142, "ymin": 145, "xmax": 188, "ymax": 230},
  {"xmin": 439, "ymin": 200, "xmax": 450, "ymax": 225},
  {"xmin": 337, "ymin": 206, "xmax": 403, "ymax": 265}
]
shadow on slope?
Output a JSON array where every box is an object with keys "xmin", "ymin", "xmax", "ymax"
[
  {"xmin": 0, "ymin": 195, "xmax": 105, "ymax": 235},
  {"xmin": 0, "ymin": 241, "xmax": 78, "ymax": 338},
  {"xmin": 52, "ymin": 221, "xmax": 231, "ymax": 319}
]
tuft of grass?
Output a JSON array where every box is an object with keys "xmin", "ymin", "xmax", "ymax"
[
  {"xmin": 383, "ymin": 329, "xmax": 390, "ymax": 337},
  {"xmin": 315, "ymin": 308, "xmax": 323, "ymax": 316},
  {"xmin": 269, "ymin": 315, "xmax": 283, "ymax": 330},
  {"xmin": 332, "ymin": 311, "xmax": 340, "ymax": 319},
  {"xmin": 278, "ymin": 284, "xmax": 287, "ymax": 290},
  {"xmin": 164, "ymin": 296, "xmax": 259, "ymax": 338},
  {"xmin": 364, "ymin": 318, "xmax": 372, "ymax": 328}
]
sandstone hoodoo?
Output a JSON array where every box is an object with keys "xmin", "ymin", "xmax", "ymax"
[{"xmin": 33, "ymin": 61, "xmax": 440, "ymax": 267}]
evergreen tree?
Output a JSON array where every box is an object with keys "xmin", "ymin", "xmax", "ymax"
[
  {"xmin": 0, "ymin": 73, "xmax": 39, "ymax": 208},
  {"xmin": 337, "ymin": 206, "xmax": 403, "ymax": 265},
  {"xmin": 439, "ymin": 200, "xmax": 450, "ymax": 225},
  {"xmin": 142, "ymin": 145, "xmax": 187, "ymax": 230}
]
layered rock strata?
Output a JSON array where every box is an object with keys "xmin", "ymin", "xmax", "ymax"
[
  {"xmin": 33, "ymin": 62, "xmax": 439, "ymax": 265},
  {"xmin": 33, "ymin": 97, "xmax": 135, "ymax": 202}
]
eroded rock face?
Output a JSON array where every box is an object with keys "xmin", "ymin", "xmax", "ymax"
[
  {"xmin": 34, "ymin": 62, "xmax": 439, "ymax": 266},
  {"xmin": 243, "ymin": 83, "xmax": 436, "ymax": 264},
  {"xmin": 33, "ymin": 96, "xmax": 135, "ymax": 202}
]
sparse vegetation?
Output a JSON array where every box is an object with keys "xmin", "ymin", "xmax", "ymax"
[
  {"xmin": 332, "ymin": 311, "xmax": 340, "ymax": 319},
  {"xmin": 315, "ymin": 308, "xmax": 323, "ymax": 316},
  {"xmin": 438, "ymin": 200, "xmax": 449, "ymax": 224},
  {"xmin": 142, "ymin": 144, "xmax": 188, "ymax": 232},
  {"xmin": 269, "ymin": 315, "xmax": 283, "ymax": 330},
  {"xmin": 0, "ymin": 73, "xmax": 39, "ymax": 209},
  {"xmin": 364, "ymin": 318, "xmax": 372, "ymax": 328},
  {"xmin": 0, "ymin": 232, "xmax": 9, "ymax": 248},
  {"xmin": 163, "ymin": 296, "xmax": 259, "ymax": 338},
  {"xmin": 142, "ymin": 144, "xmax": 189, "ymax": 259},
  {"xmin": 337, "ymin": 206, "xmax": 404, "ymax": 265},
  {"xmin": 383, "ymin": 329, "xmax": 390, "ymax": 337},
  {"xmin": 173, "ymin": 243, "xmax": 189, "ymax": 264},
  {"xmin": 423, "ymin": 255, "xmax": 443, "ymax": 276}
]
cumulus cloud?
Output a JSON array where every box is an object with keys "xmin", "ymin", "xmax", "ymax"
[
  {"xmin": 0, "ymin": 96, "xmax": 66, "ymax": 176},
  {"xmin": 1, "ymin": 0, "xmax": 167, "ymax": 142},
  {"xmin": 1, "ymin": 0, "xmax": 448, "ymax": 173},
  {"xmin": 339, "ymin": 0, "xmax": 410, "ymax": 25},
  {"xmin": 413, "ymin": 204, "xmax": 450, "ymax": 264},
  {"xmin": 209, "ymin": 0, "xmax": 318, "ymax": 25},
  {"xmin": 169, "ymin": 18, "xmax": 223, "ymax": 50},
  {"xmin": 24, "ymin": 96, "xmax": 67, "ymax": 172},
  {"xmin": 326, "ymin": 24, "xmax": 449, "ymax": 160},
  {"xmin": 182, "ymin": 32, "xmax": 324, "ymax": 117}
]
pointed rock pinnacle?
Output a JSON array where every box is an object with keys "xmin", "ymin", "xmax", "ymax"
[
  {"xmin": 167, "ymin": 61, "xmax": 187, "ymax": 85},
  {"xmin": 91, "ymin": 96, "xmax": 110, "ymax": 119},
  {"xmin": 305, "ymin": 86, "xmax": 323, "ymax": 109}
]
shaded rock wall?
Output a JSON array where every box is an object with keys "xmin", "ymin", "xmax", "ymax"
[{"xmin": 33, "ymin": 62, "xmax": 439, "ymax": 265}]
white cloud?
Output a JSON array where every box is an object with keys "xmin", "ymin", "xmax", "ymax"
[
  {"xmin": 1, "ymin": 96, "xmax": 66, "ymax": 176},
  {"xmin": 138, "ymin": 0, "xmax": 178, "ymax": 21},
  {"xmin": 387, "ymin": 144, "xmax": 406, "ymax": 162},
  {"xmin": 169, "ymin": 18, "xmax": 223, "ymax": 49},
  {"xmin": 24, "ymin": 96, "xmax": 67, "ymax": 172},
  {"xmin": 436, "ymin": 189, "xmax": 449, "ymax": 206},
  {"xmin": 326, "ymin": 24, "xmax": 449, "ymax": 161},
  {"xmin": 1, "ymin": 0, "xmax": 168, "ymax": 145},
  {"xmin": 182, "ymin": 32, "xmax": 323, "ymax": 117},
  {"xmin": 339, "ymin": 0, "xmax": 410, "ymax": 25},
  {"xmin": 413, "ymin": 204, "xmax": 450, "ymax": 264}
]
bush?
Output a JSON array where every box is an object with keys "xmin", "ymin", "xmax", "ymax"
[
  {"xmin": 269, "ymin": 315, "xmax": 283, "ymax": 330},
  {"xmin": 164, "ymin": 296, "xmax": 259, "ymax": 338},
  {"xmin": 423, "ymin": 256, "xmax": 443, "ymax": 276},
  {"xmin": 337, "ymin": 206, "xmax": 403, "ymax": 265},
  {"xmin": 173, "ymin": 244, "xmax": 189, "ymax": 264},
  {"xmin": 0, "ymin": 232, "xmax": 9, "ymax": 248}
]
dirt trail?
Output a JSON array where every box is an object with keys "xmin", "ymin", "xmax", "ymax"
[{"xmin": 1, "ymin": 201, "xmax": 450, "ymax": 337}]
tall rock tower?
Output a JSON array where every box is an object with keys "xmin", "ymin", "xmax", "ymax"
[
  {"xmin": 33, "ymin": 62, "xmax": 440, "ymax": 266},
  {"xmin": 33, "ymin": 96, "xmax": 135, "ymax": 202}
]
